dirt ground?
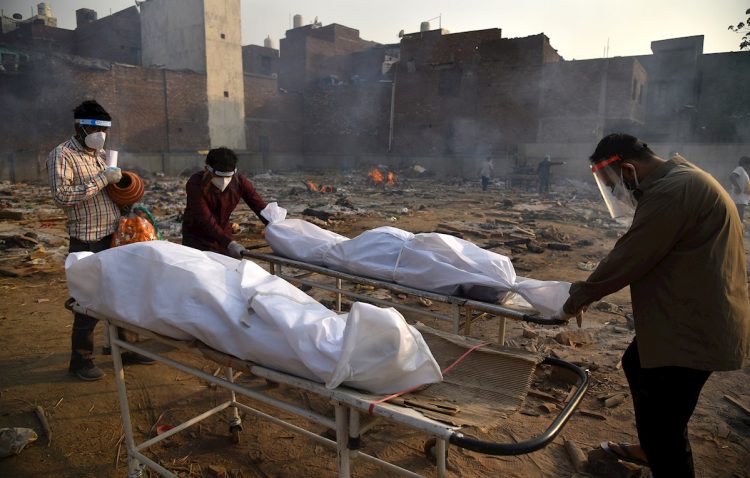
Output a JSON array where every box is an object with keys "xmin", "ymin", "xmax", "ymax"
[{"xmin": 0, "ymin": 171, "xmax": 749, "ymax": 477}]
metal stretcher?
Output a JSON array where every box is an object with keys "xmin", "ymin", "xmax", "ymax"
[
  {"xmin": 66, "ymin": 252, "xmax": 589, "ymax": 478},
  {"xmin": 242, "ymin": 246, "xmax": 568, "ymax": 345}
]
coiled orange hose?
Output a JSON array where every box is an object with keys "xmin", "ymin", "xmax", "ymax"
[{"xmin": 107, "ymin": 170, "xmax": 145, "ymax": 208}]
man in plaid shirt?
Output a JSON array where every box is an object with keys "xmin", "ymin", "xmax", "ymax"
[{"xmin": 47, "ymin": 100, "xmax": 152, "ymax": 381}]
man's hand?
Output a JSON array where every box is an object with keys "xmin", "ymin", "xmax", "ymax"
[
  {"xmin": 104, "ymin": 167, "xmax": 122, "ymax": 185},
  {"xmin": 227, "ymin": 241, "xmax": 247, "ymax": 259},
  {"xmin": 551, "ymin": 306, "xmax": 585, "ymax": 328}
]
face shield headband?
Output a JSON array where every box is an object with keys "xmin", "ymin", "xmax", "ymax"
[
  {"xmin": 591, "ymin": 154, "xmax": 637, "ymax": 219},
  {"xmin": 75, "ymin": 119, "xmax": 112, "ymax": 127},
  {"xmin": 206, "ymin": 164, "xmax": 236, "ymax": 177}
]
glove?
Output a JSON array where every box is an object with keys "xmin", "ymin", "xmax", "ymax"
[
  {"xmin": 551, "ymin": 306, "xmax": 585, "ymax": 328},
  {"xmin": 227, "ymin": 241, "xmax": 247, "ymax": 259},
  {"xmin": 103, "ymin": 167, "xmax": 122, "ymax": 185}
]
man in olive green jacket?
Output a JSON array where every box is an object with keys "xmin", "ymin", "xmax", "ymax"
[{"xmin": 558, "ymin": 133, "xmax": 750, "ymax": 477}]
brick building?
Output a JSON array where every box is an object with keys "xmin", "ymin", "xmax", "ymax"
[
  {"xmin": 1, "ymin": 3, "xmax": 748, "ymax": 177},
  {"xmin": 279, "ymin": 23, "xmax": 377, "ymax": 92}
]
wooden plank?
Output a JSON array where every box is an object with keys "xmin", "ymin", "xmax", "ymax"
[{"xmin": 724, "ymin": 395, "xmax": 750, "ymax": 416}]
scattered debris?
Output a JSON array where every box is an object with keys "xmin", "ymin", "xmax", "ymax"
[
  {"xmin": 0, "ymin": 427, "xmax": 38, "ymax": 457},
  {"xmin": 577, "ymin": 261, "xmax": 598, "ymax": 271},
  {"xmin": 554, "ymin": 330, "xmax": 595, "ymax": 346}
]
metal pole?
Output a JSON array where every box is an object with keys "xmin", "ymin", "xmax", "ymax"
[
  {"xmin": 437, "ymin": 438, "xmax": 447, "ymax": 478},
  {"xmin": 498, "ymin": 317, "xmax": 506, "ymax": 345},
  {"xmin": 388, "ymin": 68, "xmax": 397, "ymax": 152},
  {"xmin": 452, "ymin": 304, "xmax": 460, "ymax": 334},
  {"xmin": 108, "ymin": 322, "xmax": 142, "ymax": 478},
  {"xmin": 226, "ymin": 366, "xmax": 242, "ymax": 432},
  {"xmin": 336, "ymin": 278, "xmax": 342, "ymax": 312},
  {"xmin": 335, "ymin": 403, "xmax": 350, "ymax": 478}
]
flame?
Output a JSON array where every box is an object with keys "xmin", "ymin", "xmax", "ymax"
[
  {"xmin": 368, "ymin": 168, "xmax": 384, "ymax": 184},
  {"xmin": 305, "ymin": 180, "xmax": 319, "ymax": 192},
  {"xmin": 305, "ymin": 179, "xmax": 334, "ymax": 193}
]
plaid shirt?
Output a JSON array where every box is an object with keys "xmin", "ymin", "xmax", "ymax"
[{"xmin": 46, "ymin": 136, "xmax": 120, "ymax": 242}]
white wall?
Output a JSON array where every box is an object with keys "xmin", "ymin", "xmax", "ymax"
[
  {"xmin": 140, "ymin": 0, "xmax": 206, "ymax": 72},
  {"xmin": 204, "ymin": 0, "xmax": 246, "ymax": 150}
]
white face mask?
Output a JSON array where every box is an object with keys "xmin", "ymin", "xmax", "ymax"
[
  {"xmin": 84, "ymin": 131, "xmax": 107, "ymax": 150},
  {"xmin": 211, "ymin": 176, "xmax": 232, "ymax": 192}
]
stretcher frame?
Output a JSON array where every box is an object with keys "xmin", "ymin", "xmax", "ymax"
[
  {"xmin": 242, "ymin": 247, "xmax": 567, "ymax": 345},
  {"xmin": 68, "ymin": 277, "xmax": 588, "ymax": 478}
]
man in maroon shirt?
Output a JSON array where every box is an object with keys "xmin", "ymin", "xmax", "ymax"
[{"xmin": 182, "ymin": 147, "xmax": 268, "ymax": 257}]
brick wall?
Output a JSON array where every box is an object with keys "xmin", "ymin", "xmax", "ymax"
[
  {"xmin": 538, "ymin": 57, "xmax": 646, "ymax": 142},
  {"xmin": 244, "ymin": 74, "xmax": 303, "ymax": 153},
  {"xmin": 279, "ymin": 23, "xmax": 376, "ymax": 91},
  {"xmin": 75, "ymin": 6, "xmax": 141, "ymax": 65},
  {"xmin": 696, "ymin": 52, "xmax": 750, "ymax": 143},
  {"xmin": 302, "ymin": 82, "xmax": 391, "ymax": 153},
  {"xmin": 242, "ymin": 45, "xmax": 279, "ymax": 76},
  {"xmin": 0, "ymin": 54, "xmax": 208, "ymax": 155}
]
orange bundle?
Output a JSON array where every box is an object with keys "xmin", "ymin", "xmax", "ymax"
[{"xmin": 111, "ymin": 208, "xmax": 160, "ymax": 247}]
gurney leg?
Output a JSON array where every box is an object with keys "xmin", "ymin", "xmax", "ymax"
[
  {"xmin": 451, "ymin": 304, "xmax": 460, "ymax": 334},
  {"xmin": 334, "ymin": 403, "xmax": 351, "ymax": 478},
  {"xmin": 498, "ymin": 317, "xmax": 506, "ymax": 345},
  {"xmin": 225, "ymin": 366, "xmax": 243, "ymax": 443},
  {"xmin": 348, "ymin": 409, "xmax": 360, "ymax": 449},
  {"xmin": 436, "ymin": 439, "xmax": 447, "ymax": 477},
  {"xmin": 108, "ymin": 321, "xmax": 144, "ymax": 478}
]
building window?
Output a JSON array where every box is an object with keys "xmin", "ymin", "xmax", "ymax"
[
  {"xmin": 224, "ymin": 91, "xmax": 229, "ymax": 98},
  {"xmin": 221, "ymin": 33, "xmax": 226, "ymax": 39}
]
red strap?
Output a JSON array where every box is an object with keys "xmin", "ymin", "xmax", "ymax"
[
  {"xmin": 591, "ymin": 154, "xmax": 622, "ymax": 172},
  {"xmin": 367, "ymin": 341, "xmax": 491, "ymax": 415}
]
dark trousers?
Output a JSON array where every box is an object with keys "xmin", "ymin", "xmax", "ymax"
[
  {"xmin": 68, "ymin": 235, "xmax": 117, "ymax": 371},
  {"xmin": 538, "ymin": 175, "xmax": 550, "ymax": 194},
  {"xmin": 621, "ymin": 340, "xmax": 711, "ymax": 478},
  {"xmin": 481, "ymin": 176, "xmax": 489, "ymax": 191}
]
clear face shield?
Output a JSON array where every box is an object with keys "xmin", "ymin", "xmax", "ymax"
[{"xmin": 591, "ymin": 155, "xmax": 637, "ymax": 219}]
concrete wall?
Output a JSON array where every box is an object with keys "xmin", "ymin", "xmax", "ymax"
[
  {"xmin": 204, "ymin": 0, "xmax": 246, "ymax": 149},
  {"xmin": 140, "ymin": 0, "xmax": 206, "ymax": 71}
]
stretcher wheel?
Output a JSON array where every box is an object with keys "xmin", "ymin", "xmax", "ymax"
[
  {"xmin": 230, "ymin": 424, "xmax": 243, "ymax": 444},
  {"xmin": 423, "ymin": 437, "xmax": 448, "ymax": 466}
]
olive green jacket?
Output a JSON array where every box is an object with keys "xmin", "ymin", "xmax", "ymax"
[{"xmin": 565, "ymin": 158, "xmax": 750, "ymax": 370}]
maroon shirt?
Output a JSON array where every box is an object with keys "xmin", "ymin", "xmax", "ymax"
[{"xmin": 182, "ymin": 171, "xmax": 267, "ymax": 254}]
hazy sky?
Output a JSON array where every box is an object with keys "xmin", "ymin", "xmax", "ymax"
[{"xmin": 2, "ymin": 0, "xmax": 747, "ymax": 59}]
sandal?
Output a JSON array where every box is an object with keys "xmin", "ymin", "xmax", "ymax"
[{"xmin": 600, "ymin": 441, "xmax": 649, "ymax": 467}]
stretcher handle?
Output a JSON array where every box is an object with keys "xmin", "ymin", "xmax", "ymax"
[
  {"xmin": 448, "ymin": 357, "xmax": 589, "ymax": 455},
  {"xmin": 522, "ymin": 314, "xmax": 567, "ymax": 326}
]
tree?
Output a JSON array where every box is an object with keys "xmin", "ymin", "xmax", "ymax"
[{"xmin": 728, "ymin": 8, "xmax": 750, "ymax": 50}]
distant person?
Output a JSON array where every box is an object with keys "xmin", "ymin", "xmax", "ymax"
[
  {"xmin": 554, "ymin": 133, "xmax": 750, "ymax": 477},
  {"xmin": 537, "ymin": 154, "xmax": 565, "ymax": 194},
  {"xmin": 479, "ymin": 157, "xmax": 494, "ymax": 192},
  {"xmin": 729, "ymin": 156, "xmax": 750, "ymax": 221},
  {"xmin": 182, "ymin": 147, "xmax": 269, "ymax": 258},
  {"xmin": 47, "ymin": 100, "xmax": 152, "ymax": 381}
]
